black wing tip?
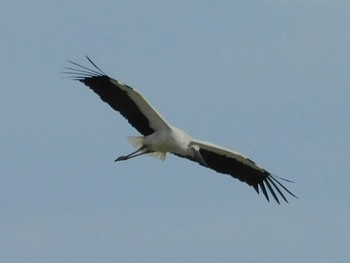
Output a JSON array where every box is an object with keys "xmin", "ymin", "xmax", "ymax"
[
  {"xmin": 62, "ymin": 56, "xmax": 107, "ymax": 80},
  {"xmin": 254, "ymin": 174, "xmax": 297, "ymax": 204},
  {"xmin": 84, "ymin": 55, "xmax": 106, "ymax": 75}
]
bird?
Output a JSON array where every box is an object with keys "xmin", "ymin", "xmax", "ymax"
[{"xmin": 64, "ymin": 56, "xmax": 296, "ymax": 204}]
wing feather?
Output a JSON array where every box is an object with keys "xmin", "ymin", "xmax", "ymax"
[
  {"xmin": 175, "ymin": 139, "xmax": 296, "ymax": 203},
  {"xmin": 64, "ymin": 57, "xmax": 171, "ymax": 136}
]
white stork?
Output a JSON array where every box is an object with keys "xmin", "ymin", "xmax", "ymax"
[{"xmin": 64, "ymin": 56, "xmax": 296, "ymax": 204}]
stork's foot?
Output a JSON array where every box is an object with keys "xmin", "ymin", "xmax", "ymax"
[
  {"xmin": 115, "ymin": 156, "xmax": 128, "ymax": 162},
  {"xmin": 114, "ymin": 145, "xmax": 152, "ymax": 162}
]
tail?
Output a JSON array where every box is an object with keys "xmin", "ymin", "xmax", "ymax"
[
  {"xmin": 127, "ymin": 136, "xmax": 144, "ymax": 149},
  {"xmin": 127, "ymin": 136, "xmax": 166, "ymax": 161}
]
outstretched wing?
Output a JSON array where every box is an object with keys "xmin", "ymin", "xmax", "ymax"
[
  {"xmin": 177, "ymin": 139, "xmax": 296, "ymax": 204},
  {"xmin": 64, "ymin": 56, "xmax": 171, "ymax": 136}
]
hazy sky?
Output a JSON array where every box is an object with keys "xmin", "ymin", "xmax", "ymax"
[{"xmin": 1, "ymin": 1, "xmax": 349, "ymax": 262}]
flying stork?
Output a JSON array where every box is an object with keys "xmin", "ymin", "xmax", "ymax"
[{"xmin": 64, "ymin": 56, "xmax": 296, "ymax": 204}]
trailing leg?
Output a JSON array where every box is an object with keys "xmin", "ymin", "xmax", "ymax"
[{"xmin": 114, "ymin": 145, "xmax": 153, "ymax": 162}]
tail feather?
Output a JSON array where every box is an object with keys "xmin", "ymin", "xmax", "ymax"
[
  {"xmin": 127, "ymin": 136, "xmax": 144, "ymax": 149},
  {"xmin": 148, "ymin": 151, "xmax": 166, "ymax": 161},
  {"xmin": 127, "ymin": 136, "xmax": 166, "ymax": 161}
]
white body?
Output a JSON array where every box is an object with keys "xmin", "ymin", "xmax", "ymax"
[{"xmin": 129, "ymin": 126, "xmax": 193, "ymax": 161}]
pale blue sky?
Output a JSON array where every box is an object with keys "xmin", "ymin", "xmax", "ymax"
[{"xmin": 1, "ymin": 1, "xmax": 349, "ymax": 262}]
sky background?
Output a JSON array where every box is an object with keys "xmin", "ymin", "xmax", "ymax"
[{"xmin": 1, "ymin": 1, "xmax": 349, "ymax": 262}]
